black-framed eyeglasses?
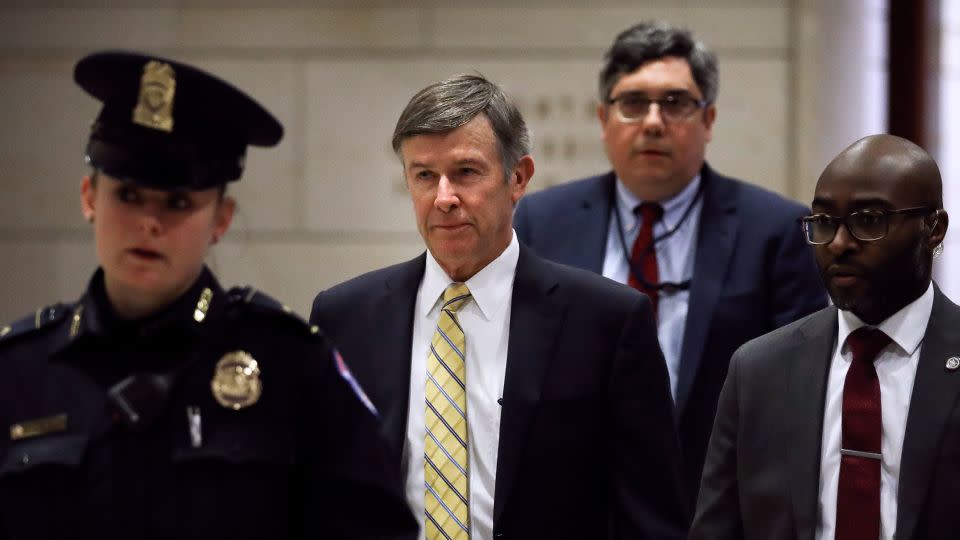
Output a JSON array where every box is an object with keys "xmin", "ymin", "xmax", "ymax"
[
  {"xmin": 799, "ymin": 206, "xmax": 933, "ymax": 245},
  {"xmin": 607, "ymin": 91, "xmax": 708, "ymax": 123}
]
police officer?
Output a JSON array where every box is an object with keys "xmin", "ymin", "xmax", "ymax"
[{"xmin": 0, "ymin": 51, "xmax": 417, "ymax": 539}]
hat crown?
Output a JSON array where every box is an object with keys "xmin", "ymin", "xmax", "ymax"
[{"xmin": 75, "ymin": 50, "xmax": 283, "ymax": 189}]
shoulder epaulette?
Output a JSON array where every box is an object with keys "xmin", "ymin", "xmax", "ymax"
[
  {"xmin": 226, "ymin": 285, "xmax": 321, "ymax": 336},
  {"xmin": 0, "ymin": 302, "xmax": 73, "ymax": 346}
]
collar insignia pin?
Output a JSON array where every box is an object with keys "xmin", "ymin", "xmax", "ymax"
[{"xmin": 946, "ymin": 357, "xmax": 959, "ymax": 371}]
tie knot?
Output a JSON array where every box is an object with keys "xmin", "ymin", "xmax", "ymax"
[
  {"xmin": 846, "ymin": 327, "xmax": 892, "ymax": 365},
  {"xmin": 442, "ymin": 283, "xmax": 472, "ymax": 313},
  {"xmin": 635, "ymin": 202, "xmax": 664, "ymax": 225}
]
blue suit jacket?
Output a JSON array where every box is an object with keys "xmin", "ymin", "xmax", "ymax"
[{"xmin": 513, "ymin": 163, "xmax": 827, "ymax": 501}]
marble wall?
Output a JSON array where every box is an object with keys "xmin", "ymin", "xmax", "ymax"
[{"xmin": 0, "ymin": 0, "xmax": 868, "ymax": 321}]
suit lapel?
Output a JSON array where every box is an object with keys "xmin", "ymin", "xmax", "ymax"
[
  {"xmin": 376, "ymin": 255, "xmax": 425, "ymax": 455},
  {"xmin": 895, "ymin": 286, "xmax": 960, "ymax": 540},
  {"xmin": 676, "ymin": 166, "xmax": 739, "ymax": 414},
  {"xmin": 493, "ymin": 246, "xmax": 564, "ymax": 524},
  {"xmin": 786, "ymin": 309, "xmax": 837, "ymax": 540},
  {"xmin": 565, "ymin": 172, "xmax": 615, "ymax": 273}
]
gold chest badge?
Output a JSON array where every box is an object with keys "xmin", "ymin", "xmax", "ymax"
[
  {"xmin": 132, "ymin": 60, "xmax": 176, "ymax": 132},
  {"xmin": 211, "ymin": 351, "xmax": 261, "ymax": 410}
]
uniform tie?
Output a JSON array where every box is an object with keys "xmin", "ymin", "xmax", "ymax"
[
  {"xmin": 424, "ymin": 283, "xmax": 472, "ymax": 540},
  {"xmin": 836, "ymin": 327, "xmax": 891, "ymax": 540},
  {"xmin": 628, "ymin": 202, "xmax": 664, "ymax": 314}
]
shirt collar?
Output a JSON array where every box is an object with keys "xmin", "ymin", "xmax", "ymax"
[
  {"xmin": 614, "ymin": 173, "xmax": 702, "ymax": 233},
  {"xmin": 419, "ymin": 230, "xmax": 520, "ymax": 322},
  {"xmin": 837, "ymin": 281, "xmax": 934, "ymax": 357}
]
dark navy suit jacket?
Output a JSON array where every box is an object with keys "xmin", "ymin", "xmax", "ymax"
[
  {"xmin": 513, "ymin": 163, "xmax": 827, "ymax": 502},
  {"xmin": 310, "ymin": 246, "xmax": 689, "ymax": 539}
]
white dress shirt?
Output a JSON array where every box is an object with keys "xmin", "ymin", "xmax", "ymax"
[
  {"xmin": 602, "ymin": 175, "xmax": 703, "ymax": 399},
  {"xmin": 816, "ymin": 283, "xmax": 934, "ymax": 540},
  {"xmin": 404, "ymin": 232, "xmax": 518, "ymax": 540}
]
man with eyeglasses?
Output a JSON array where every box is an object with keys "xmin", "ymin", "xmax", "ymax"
[
  {"xmin": 514, "ymin": 20, "xmax": 827, "ymax": 506},
  {"xmin": 691, "ymin": 134, "xmax": 956, "ymax": 540}
]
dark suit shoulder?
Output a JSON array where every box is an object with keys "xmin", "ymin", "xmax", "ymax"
[
  {"xmin": 518, "ymin": 173, "xmax": 610, "ymax": 211},
  {"xmin": 0, "ymin": 302, "xmax": 74, "ymax": 351},
  {"xmin": 732, "ymin": 306, "xmax": 835, "ymax": 369},
  {"xmin": 311, "ymin": 255, "xmax": 424, "ymax": 313},
  {"xmin": 529, "ymin": 248, "xmax": 647, "ymax": 309},
  {"xmin": 709, "ymin": 169, "xmax": 810, "ymax": 219}
]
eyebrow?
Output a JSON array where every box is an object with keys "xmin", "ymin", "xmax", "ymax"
[
  {"xmin": 614, "ymin": 88, "xmax": 696, "ymax": 98},
  {"xmin": 811, "ymin": 196, "xmax": 894, "ymax": 210},
  {"xmin": 407, "ymin": 158, "xmax": 488, "ymax": 170}
]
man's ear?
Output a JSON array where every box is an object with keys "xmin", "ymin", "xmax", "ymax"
[
  {"xmin": 702, "ymin": 104, "xmax": 717, "ymax": 143},
  {"xmin": 596, "ymin": 102, "xmax": 609, "ymax": 137},
  {"xmin": 80, "ymin": 175, "xmax": 95, "ymax": 223},
  {"xmin": 927, "ymin": 209, "xmax": 949, "ymax": 248},
  {"xmin": 510, "ymin": 155, "xmax": 535, "ymax": 206}
]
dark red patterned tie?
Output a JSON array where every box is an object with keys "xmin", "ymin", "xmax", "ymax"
[
  {"xmin": 627, "ymin": 202, "xmax": 663, "ymax": 313},
  {"xmin": 836, "ymin": 327, "xmax": 891, "ymax": 540}
]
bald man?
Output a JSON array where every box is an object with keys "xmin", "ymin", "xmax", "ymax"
[{"xmin": 690, "ymin": 134, "xmax": 959, "ymax": 540}]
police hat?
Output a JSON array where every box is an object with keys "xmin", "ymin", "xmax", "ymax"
[{"xmin": 74, "ymin": 51, "xmax": 283, "ymax": 190}]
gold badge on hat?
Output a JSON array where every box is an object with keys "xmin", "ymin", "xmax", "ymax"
[
  {"xmin": 211, "ymin": 351, "xmax": 262, "ymax": 410},
  {"xmin": 132, "ymin": 60, "xmax": 176, "ymax": 132}
]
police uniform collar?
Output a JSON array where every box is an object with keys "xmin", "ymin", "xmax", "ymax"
[{"xmin": 65, "ymin": 267, "xmax": 224, "ymax": 348}]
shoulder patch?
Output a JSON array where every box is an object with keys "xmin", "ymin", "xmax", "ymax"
[
  {"xmin": 333, "ymin": 349, "xmax": 378, "ymax": 417},
  {"xmin": 0, "ymin": 303, "xmax": 72, "ymax": 346}
]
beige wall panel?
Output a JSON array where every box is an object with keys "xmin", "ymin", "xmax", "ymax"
[
  {"xmin": 433, "ymin": 7, "xmax": 683, "ymax": 49},
  {"xmin": 0, "ymin": 7, "xmax": 422, "ymax": 51},
  {"xmin": 683, "ymin": 6, "xmax": 788, "ymax": 50},
  {"xmin": 0, "ymin": 238, "xmax": 97, "ymax": 323},
  {"xmin": 303, "ymin": 59, "xmax": 429, "ymax": 234},
  {"xmin": 705, "ymin": 59, "xmax": 790, "ymax": 198},
  {"xmin": 210, "ymin": 238, "xmax": 424, "ymax": 318},
  {"xmin": 0, "ymin": 9, "xmax": 178, "ymax": 50},
  {"xmin": 0, "ymin": 60, "xmax": 99, "ymax": 230},
  {"xmin": 177, "ymin": 8, "xmax": 425, "ymax": 49}
]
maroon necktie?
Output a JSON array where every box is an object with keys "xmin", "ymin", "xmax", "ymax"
[
  {"xmin": 836, "ymin": 327, "xmax": 891, "ymax": 540},
  {"xmin": 627, "ymin": 202, "xmax": 663, "ymax": 313}
]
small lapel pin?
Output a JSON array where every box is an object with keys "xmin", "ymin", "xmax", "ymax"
[{"xmin": 946, "ymin": 357, "xmax": 960, "ymax": 371}]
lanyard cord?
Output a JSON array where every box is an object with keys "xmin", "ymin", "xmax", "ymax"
[{"xmin": 612, "ymin": 179, "xmax": 704, "ymax": 293}]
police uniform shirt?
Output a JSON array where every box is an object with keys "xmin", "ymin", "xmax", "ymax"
[{"xmin": 0, "ymin": 267, "xmax": 417, "ymax": 539}]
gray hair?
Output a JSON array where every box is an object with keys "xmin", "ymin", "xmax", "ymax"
[
  {"xmin": 392, "ymin": 74, "xmax": 531, "ymax": 178},
  {"xmin": 599, "ymin": 21, "xmax": 719, "ymax": 105}
]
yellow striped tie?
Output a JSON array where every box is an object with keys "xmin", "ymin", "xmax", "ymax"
[{"xmin": 424, "ymin": 283, "xmax": 472, "ymax": 540}]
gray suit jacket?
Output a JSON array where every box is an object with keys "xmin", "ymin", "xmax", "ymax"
[{"xmin": 690, "ymin": 284, "xmax": 960, "ymax": 540}]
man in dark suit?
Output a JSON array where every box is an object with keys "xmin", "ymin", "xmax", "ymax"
[
  {"xmin": 311, "ymin": 74, "xmax": 688, "ymax": 539},
  {"xmin": 513, "ymin": 20, "xmax": 827, "ymax": 502},
  {"xmin": 691, "ymin": 134, "xmax": 955, "ymax": 540}
]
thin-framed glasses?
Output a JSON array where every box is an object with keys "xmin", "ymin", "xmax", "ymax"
[
  {"xmin": 607, "ymin": 91, "xmax": 707, "ymax": 123},
  {"xmin": 799, "ymin": 206, "xmax": 932, "ymax": 245}
]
